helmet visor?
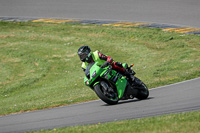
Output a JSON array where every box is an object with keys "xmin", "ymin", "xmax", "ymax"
[{"xmin": 79, "ymin": 53, "xmax": 88, "ymax": 61}]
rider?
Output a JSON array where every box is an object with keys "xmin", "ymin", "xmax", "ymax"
[{"xmin": 77, "ymin": 45, "xmax": 134, "ymax": 81}]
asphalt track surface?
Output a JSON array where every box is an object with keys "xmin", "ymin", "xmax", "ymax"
[
  {"xmin": 0, "ymin": 0, "xmax": 200, "ymax": 28},
  {"xmin": 0, "ymin": 78, "xmax": 200, "ymax": 133}
]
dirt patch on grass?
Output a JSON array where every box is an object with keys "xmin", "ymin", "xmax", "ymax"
[{"xmin": 0, "ymin": 35, "xmax": 15, "ymax": 38}]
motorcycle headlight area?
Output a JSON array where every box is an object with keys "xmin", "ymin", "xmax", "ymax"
[
  {"xmin": 85, "ymin": 81, "xmax": 89, "ymax": 85},
  {"xmin": 92, "ymin": 71, "xmax": 97, "ymax": 78}
]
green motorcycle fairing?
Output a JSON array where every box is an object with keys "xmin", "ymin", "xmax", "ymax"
[{"xmin": 84, "ymin": 62, "xmax": 127, "ymax": 99}]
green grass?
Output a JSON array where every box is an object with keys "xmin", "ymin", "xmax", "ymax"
[
  {"xmin": 0, "ymin": 21, "xmax": 200, "ymax": 115},
  {"xmin": 29, "ymin": 111, "xmax": 200, "ymax": 133}
]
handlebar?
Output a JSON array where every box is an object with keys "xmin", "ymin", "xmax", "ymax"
[{"xmin": 100, "ymin": 61, "xmax": 111, "ymax": 68}]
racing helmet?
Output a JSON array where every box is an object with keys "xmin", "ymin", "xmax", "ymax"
[{"xmin": 77, "ymin": 45, "xmax": 91, "ymax": 62}]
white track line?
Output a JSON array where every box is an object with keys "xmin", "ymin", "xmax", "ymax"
[{"xmin": 150, "ymin": 77, "xmax": 200, "ymax": 91}]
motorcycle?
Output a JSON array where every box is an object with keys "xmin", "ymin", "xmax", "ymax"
[{"xmin": 84, "ymin": 61, "xmax": 149, "ymax": 105}]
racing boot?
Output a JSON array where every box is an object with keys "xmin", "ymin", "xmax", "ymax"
[
  {"xmin": 124, "ymin": 69, "xmax": 135, "ymax": 82},
  {"xmin": 115, "ymin": 62, "xmax": 137, "ymax": 83}
]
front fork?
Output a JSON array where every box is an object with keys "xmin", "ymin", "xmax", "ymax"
[{"xmin": 100, "ymin": 81, "xmax": 117, "ymax": 99}]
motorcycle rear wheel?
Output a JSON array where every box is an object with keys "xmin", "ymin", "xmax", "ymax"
[
  {"xmin": 135, "ymin": 82, "xmax": 149, "ymax": 100},
  {"xmin": 94, "ymin": 82, "xmax": 119, "ymax": 105}
]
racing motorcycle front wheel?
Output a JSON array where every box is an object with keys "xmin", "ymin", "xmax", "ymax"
[{"xmin": 94, "ymin": 81, "xmax": 119, "ymax": 105}]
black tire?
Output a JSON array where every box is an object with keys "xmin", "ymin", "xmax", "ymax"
[
  {"xmin": 94, "ymin": 83, "xmax": 119, "ymax": 105},
  {"xmin": 135, "ymin": 82, "xmax": 149, "ymax": 100}
]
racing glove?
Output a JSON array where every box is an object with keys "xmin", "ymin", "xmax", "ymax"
[{"xmin": 100, "ymin": 61, "xmax": 111, "ymax": 68}]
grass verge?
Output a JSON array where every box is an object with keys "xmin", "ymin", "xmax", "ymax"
[
  {"xmin": 0, "ymin": 21, "xmax": 200, "ymax": 115},
  {"xmin": 29, "ymin": 111, "xmax": 200, "ymax": 133}
]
